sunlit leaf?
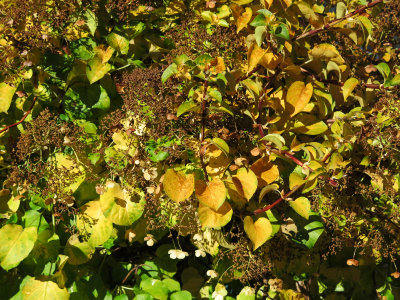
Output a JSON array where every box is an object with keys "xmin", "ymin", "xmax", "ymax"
[
  {"xmin": 163, "ymin": 169, "xmax": 195, "ymax": 203},
  {"xmin": 198, "ymin": 202, "xmax": 233, "ymax": 229},
  {"xmin": 250, "ymin": 157, "xmax": 279, "ymax": 187},
  {"xmin": 0, "ymin": 224, "xmax": 37, "ymax": 271},
  {"xmin": 106, "ymin": 32, "xmax": 129, "ymax": 55},
  {"xmin": 244, "ymin": 216, "xmax": 272, "ymax": 250},
  {"xmin": 99, "ymin": 181, "xmax": 145, "ymax": 226},
  {"xmin": 232, "ymin": 168, "xmax": 258, "ymax": 200},
  {"xmin": 22, "ymin": 278, "xmax": 69, "ymax": 300},
  {"xmin": 285, "ymin": 81, "xmax": 313, "ymax": 117},
  {"xmin": 288, "ymin": 197, "xmax": 310, "ymax": 220},
  {"xmin": 0, "ymin": 82, "xmax": 17, "ymax": 113},
  {"xmin": 195, "ymin": 178, "xmax": 226, "ymax": 210},
  {"xmin": 343, "ymin": 78, "xmax": 359, "ymax": 101},
  {"xmin": 86, "ymin": 56, "xmax": 112, "ymax": 84},
  {"xmin": 309, "ymin": 44, "xmax": 345, "ymax": 65}
]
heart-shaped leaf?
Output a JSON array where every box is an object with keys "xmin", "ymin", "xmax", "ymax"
[
  {"xmin": 285, "ymin": 81, "xmax": 313, "ymax": 117},
  {"xmin": 288, "ymin": 197, "xmax": 311, "ymax": 219},
  {"xmin": 22, "ymin": 278, "xmax": 70, "ymax": 300},
  {"xmin": 0, "ymin": 224, "xmax": 37, "ymax": 271},
  {"xmin": 244, "ymin": 216, "xmax": 272, "ymax": 250},
  {"xmin": 163, "ymin": 169, "xmax": 194, "ymax": 203},
  {"xmin": 232, "ymin": 168, "xmax": 258, "ymax": 200},
  {"xmin": 198, "ymin": 202, "xmax": 233, "ymax": 229},
  {"xmin": 195, "ymin": 178, "xmax": 226, "ymax": 210}
]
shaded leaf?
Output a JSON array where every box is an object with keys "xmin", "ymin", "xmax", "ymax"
[
  {"xmin": 232, "ymin": 168, "xmax": 258, "ymax": 200},
  {"xmin": 198, "ymin": 202, "xmax": 233, "ymax": 229}
]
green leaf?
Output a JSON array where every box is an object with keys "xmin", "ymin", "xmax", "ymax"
[
  {"xmin": 22, "ymin": 278, "xmax": 69, "ymax": 300},
  {"xmin": 273, "ymin": 24, "xmax": 290, "ymax": 40},
  {"xmin": 161, "ymin": 63, "xmax": 178, "ymax": 84},
  {"xmin": 0, "ymin": 224, "xmax": 37, "ymax": 271},
  {"xmin": 302, "ymin": 219, "xmax": 324, "ymax": 248},
  {"xmin": 64, "ymin": 235, "xmax": 94, "ymax": 265},
  {"xmin": 170, "ymin": 291, "xmax": 192, "ymax": 300},
  {"xmin": 375, "ymin": 62, "xmax": 391, "ymax": 81},
  {"xmin": 385, "ymin": 74, "xmax": 400, "ymax": 87},
  {"xmin": 255, "ymin": 26, "xmax": 266, "ymax": 47},
  {"xmin": 162, "ymin": 278, "xmax": 180, "ymax": 293},
  {"xmin": 208, "ymin": 89, "xmax": 222, "ymax": 102},
  {"xmin": 140, "ymin": 278, "xmax": 169, "ymax": 300},
  {"xmin": 86, "ymin": 57, "xmax": 112, "ymax": 84},
  {"xmin": 336, "ymin": 2, "xmax": 347, "ymax": 18},
  {"xmin": 84, "ymin": 10, "xmax": 97, "ymax": 36},
  {"xmin": 177, "ymin": 101, "xmax": 198, "ymax": 117},
  {"xmin": 260, "ymin": 133, "xmax": 285, "ymax": 149},
  {"xmin": 106, "ymin": 32, "xmax": 129, "ymax": 55},
  {"xmin": 0, "ymin": 82, "xmax": 17, "ymax": 113},
  {"xmin": 250, "ymin": 15, "xmax": 267, "ymax": 27}
]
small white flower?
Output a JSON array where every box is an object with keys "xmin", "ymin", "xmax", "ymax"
[
  {"xmin": 195, "ymin": 249, "xmax": 206, "ymax": 257},
  {"xmin": 168, "ymin": 249, "xmax": 189, "ymax": 260},
  {"xmin": 206, "ymin": 270, "xmax": 218, "ymax": 278},
  {"xmin": 144, "ymin": 234, "xmax": 156, "ymax": 247},
  {"xmin": 193, "ymin": 233, "xmax": 202, "ymax": 241}
]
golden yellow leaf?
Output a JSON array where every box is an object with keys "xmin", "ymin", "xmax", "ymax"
[
  {"xmin": 205, "ymin": 145, "xmax": 231, "ymax": 177},
  {"xmin": 195, "ymin": 178, "xmax": 226, "ymax": 211},
  {"xmin": 261, "ymin": 0, "xmax": 273, "ymax": 8},
  {"xmin": 198, "ymin": 202, "xmax": 233, "ymax": 229},
  {"xmin": 289, "ymin": 172, "xmax": 305, "ymax": 189},
  {"xmin": 232, "ymin": 168, "xmax": 258, "ymax": 200},
  {"xmin": 288, "ymin": 197, "xmax": 310, "ymax": 219},
  {"xmin": 244, "ymin": 216, "xmax": 272, "ymax": 250},
  {"xmin": 342, "ymin": 78, "xmax": 359, "ymax": 101},
  {"xmin": 250, "ymin": 157, "xmax": 279, "ymax": 187},
  {"xmin": 163, "ymin": 169, "xmax": 194, "ymax": 203},
  {"xmin": 308, "ymin": 44, "xmax": 345, "ymax": 65},
  {"xmin": 259, "ymin": 48, "xmax": 281, "ymax": 70},
  {"xmin": 226, "ymin": 180, "xmax": 247, "ymax": 209},
  {"xmin": 285, "ymin": 81, "xmax": 313, "ymax": 117},
  {"xmin": 236, "ymin": 7, "xmax": 252, "ymax": 33}
]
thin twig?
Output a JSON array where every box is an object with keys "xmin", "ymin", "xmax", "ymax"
[
  {"xmin": 0, "ymin": 96, "xmax": 37, "ymax": 135},
  {"xmin": 294, "ymin": 0, "xmax": 384, "ymax": 41},
  {"xmin": 199, "ymin": 79, "xmax": 209, "ymax": 182}
]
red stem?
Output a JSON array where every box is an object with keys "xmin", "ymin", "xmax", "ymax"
[
  {"xmin": 0, "ymin": 97, "xmax": 37, "ymax": 135},
  {"xmin": 294, "ymin": 0, "xmax": 384, "ymax": 41}
]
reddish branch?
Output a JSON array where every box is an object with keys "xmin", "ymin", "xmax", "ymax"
[
  {"xmin": 199, "ymin": 79, "xmax": 209, "ymax": 182},
  {"xmin": 0, "ymin": 97, "xmax": 37, "ymax": 135},
  {"xmin": 294, "ymin": 0, "xmax": 384, "ymax": 41},
  {"xmin": 254, "ymin": 183, "xmax": 303, "ymax": 215}
]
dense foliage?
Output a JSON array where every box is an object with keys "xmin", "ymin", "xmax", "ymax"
[{"xmin": 0, "ymin": 0, "xmax": 400, "ymax": 299}]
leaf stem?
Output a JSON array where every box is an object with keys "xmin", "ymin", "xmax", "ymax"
[
  {"xmin": 294, "ymin": 0, "xmax": 384, "ymax": 41},
  {"xmin": 0, "ymin": 96, "xmax": 37, "ymax": 135}
]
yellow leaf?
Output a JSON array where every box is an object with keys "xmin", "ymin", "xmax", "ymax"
[
  {"xmin": 244, "ymin": 216, "xmax": 272, "ymax": 250},
  {"xmin": 226, "ymin": 180, "xmax": 247, "ymax": 209},
  {"xmin": 22, "ymin": 278, "xmax": 70, "ymax": 300},
  {"xmin": 261, "ymin": 0, "xmax": 273, "ymax": 8},
  {"xmin": 94, "ymin": 45, "xmax": 115, "ymax": 63},
  {"xmin": 308, "ymin": 44, "xmax": 345, "ymax": 65},
  {"xmin": 289, "ymin": 172, "xmax": 305, "ymax": 189},
  {"xmin": 0, "ymin": 82, "xmax": 17, "ymax": 113},
  {"xmin": 198, "ymin": 202, "xmax": 233, "ymax": 229},
  {"xmin": 76, "ymin": 201, "xmax": 113, "ymax": 247},
  {"xmin": 343, "ymin": 78, "xmax": 359, "ymax": 101},
  {"xmin": 112, "ymin": 131, "xmax": 138, "ymax": 157},
  {"xmin": 236, "ymin": 7, "xmax": 252, "ymax": 33},
  {"xmin": 205, "ymin": 145, "xmax": 231, "ymax": 177},
  {"xmin": 64, "ymin": 235, "xmax": 94, "ymax": 265},
  {"xmin": 250, "ymin": 157, "xmax": 280, "ymax": 187},
  {"xmin": 195, "ymin": 178, "xmax": 226, "ymax": 211},
  {"xmin": 163, "ymin": 169, "xmax": 194, "ymax": 203},
  {"xmin": 288, "ymin": 197, "xmax": 310, "ymax": 219},
  {"xmin": 285, "ymin": 81, "xmax": 313, "ymax": 117},
  {"xmin": 232, "ymin": 168, "xmax": 258, "ymax": 200}
]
